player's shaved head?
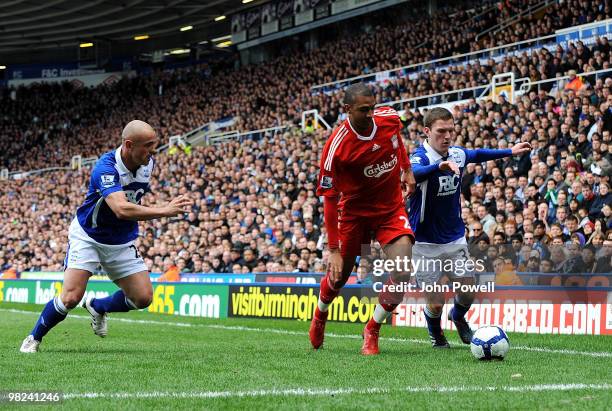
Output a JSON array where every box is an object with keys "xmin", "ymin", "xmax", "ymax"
[
  {"xmin": 122, "ymin": 120, "xmax": 156, "ymax": 143},
  {"xmin": 120, "ymin": 120, "xmax": 159, "ymax": 169},
  {"xmin": 343, "ymin": 83, "xmax": 374, "ymax": 105}
]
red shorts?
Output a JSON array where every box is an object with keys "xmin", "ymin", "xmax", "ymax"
[{"xmin": 338, "ymin": 206, "xmax": 415, "ymax": 257}]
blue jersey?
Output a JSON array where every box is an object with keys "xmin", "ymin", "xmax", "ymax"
[
  {"xmin": 408, "ymin": 141, "xmax": 511, "ymax": 244},
  {"xmin": 76, "ymin": 147, "xmax": 153, "ymax": 245}
]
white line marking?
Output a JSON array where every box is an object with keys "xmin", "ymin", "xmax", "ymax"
[
  {"xmin": 62, "ymin": 384, "xmax": 612, "ymax": 400},
  {"xmin": 3, "ymin": 308, "xmax": 611, "ymax": 358}
]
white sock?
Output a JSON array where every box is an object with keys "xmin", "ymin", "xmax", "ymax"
[
  {"xmin": 125, "ymin": 297, "xmax": 139, "ymax": 310},
  {"xmin": 318, "ymin": 297, "xmax": 330, "ymax": 312},
  {"xmin": 424, "ymin": 305, "xmax": 442, "ymax": 318},
  {"xmin": 54, "ymin": 296, "xmax": 71, "ymax": 315},
  {"xmin": 372, "ymin": 304, "xmax": 392, "ymax": 324}
]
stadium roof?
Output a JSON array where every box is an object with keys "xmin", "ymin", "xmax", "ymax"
[{"xmin": 0, "ymin": 0, "xmax": 269, "ymax": 63}]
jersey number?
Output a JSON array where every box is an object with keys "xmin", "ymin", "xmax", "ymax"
[{"xmin": 399, "ymin": 216, "xmax": 410, "ymax": 229}]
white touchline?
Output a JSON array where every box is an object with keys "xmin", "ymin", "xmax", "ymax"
[
  {"xmin": 3, "ymin": 308, "xmax": 612, "ymax": 358},
  {"xmin": 62, "ymin": 383, "xmax": 612, "ymax": 400}
]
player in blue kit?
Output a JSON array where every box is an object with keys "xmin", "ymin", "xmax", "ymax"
[
  {"xmin": 408, "ymin": 107, "xmax": 531, "ymax": 348},
  {"xmin": 20, "ymin": 120, "xmax": 192, "ymax": 353}
]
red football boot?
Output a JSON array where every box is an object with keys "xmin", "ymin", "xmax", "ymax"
[
  {"xmin": 309, "ymin": 308, "xmax": 328, "ymax": 349},
  {"xmin": 361, "ymin": 321, "xmax": 381, "ymax": 355}
]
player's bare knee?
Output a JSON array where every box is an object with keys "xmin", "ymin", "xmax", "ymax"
[
  {"xmin": 61, "ymin": 292, "xmax": 83, "ymax": 310},
  {"xmin": 135, "ymin": 287, "xmax": 153, "ymax": 308},
  {"xmin": 427, "ymin": 303, "xmax": 444, "ymax": 315},
  {"xmin": 135, "ymin": 299, "xmax": 152, "ymax": 309},
  {"xmin": 132, "ymin": 293, "xmax": 153, "ymax": 309},
  {"xmin": 385, "ymin": 235, "xmax": 413, "ymax": 255}
]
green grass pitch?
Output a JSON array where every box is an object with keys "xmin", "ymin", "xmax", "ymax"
[{"xmin": 1, "ymin": 302, "xmax": 610, "ymax": 410}]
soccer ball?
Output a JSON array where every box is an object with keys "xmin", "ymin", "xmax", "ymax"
[{"xmin": 470, "ymin": 326, "xmax": 510, "ymax": 360}]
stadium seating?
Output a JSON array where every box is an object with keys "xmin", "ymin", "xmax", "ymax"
[
  {"xmin": 0, "ymin": 0, "xmax": 605, "ymax": 171},
  {"xmin": 0, "ymin": 0, "xmax": 610, "ymax": 276}
]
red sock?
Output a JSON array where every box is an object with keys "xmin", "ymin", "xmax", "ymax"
[
  {"xmin": 319, "ymin": 273, "xmax": 342, "ymax": 304},
  {"xmin": 381, "ymin": 303, "xmax": 399, "ymax": 312},
  {"xmin": 378, "ymin": 277, "xmax": 405, "ymax": 312},
  {"xmin": 314, "ymin": 307, "xmax": 328, "ymax": 320},
  {"xmin": 366, "ymin": 317, "xmax": 382, "ymax": 331}
]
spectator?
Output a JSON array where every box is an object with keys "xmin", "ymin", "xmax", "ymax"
[
  {"xmin": 494, "ymin": 257, "xmax": 523, "ymax": 286},
  {"xmin": 0, "ymin": 265, "xmax": 18, "ymax": 279},
  {"xmin": 593, "ymin": 240, "xmax": 612, "ymax": 273},
  {"xmin": 564, "ymin": 70, "xmax": 586, "ymax": 92},
  {"xmin": 158, "ymin": 258, "xmax": 181, "ymax": 282},
  {"xmin": 577, "ymin": 246, "xmax": 597, "ymax": 273},
  {"xmin": 590, "ymin": 181, "xmax": 610, "ymax": 219}
]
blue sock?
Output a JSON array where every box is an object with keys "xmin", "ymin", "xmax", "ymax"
[
  {"xmin": 91, "ymin": 290, "xmax": 137, "ymax": 314},
  {"xmin": 451, "ymin": 297, "xmax": 471, "ymax": 321},
  {"xmin": 31, "ymin": 297, "xmax": 69, "ymax": 341},
  {"xmin": 424, "ymin": 306, "xmax": 442, "ymax": 336}
]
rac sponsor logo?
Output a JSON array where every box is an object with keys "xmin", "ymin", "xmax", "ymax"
[
  {"xmin": 437, "ymin": 175, "xmax": 459, "ymax": 196},
  {"xmin": 364, "ymin": 154, "xmax": 398, "ymax": 178}
]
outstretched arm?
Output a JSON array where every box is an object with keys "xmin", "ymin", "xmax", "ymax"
[
  {"xmin": 92, "ymin": 164, "xmax": 192, "ymax": 221},
  {"xmin": 106, "ymin": 192, "xmax": 192, "ymax": 221},
  {"xmin": 466, "ymin": 142, "xmax": 532, "ymax": 163}
]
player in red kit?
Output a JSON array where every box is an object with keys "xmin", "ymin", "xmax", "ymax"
[{"xmin": 310, "ymin": 83, "xmax": 416, "ymax": 355}]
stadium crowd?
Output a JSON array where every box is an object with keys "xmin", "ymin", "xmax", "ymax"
[
  {"xmin": 1, "ymin": 69, "xmax": 611, "ymax": 278},
  {"xmin": 0, "ymin": 0, "xmax": 607, "ymax": 172},
  {"xmin": 480, "ymin": 0, "xmax": 610, "ymax": 51},
  {"xmin": 0, "ymin": 0, "xmax": 611, "ymax": 279}
]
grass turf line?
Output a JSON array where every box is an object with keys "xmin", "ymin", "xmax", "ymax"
[{"xmin": 1, "ymin": 302, "xmax": 610, "ymax": 410}]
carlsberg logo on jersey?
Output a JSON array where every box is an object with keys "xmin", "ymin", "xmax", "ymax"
[
  {"xmin": 438, "ymin": 175, "xmax": 459, "ymax": 196},
  {"xmin": 364, "ymin": 154, "xmax": 398, "ymax": 178}
]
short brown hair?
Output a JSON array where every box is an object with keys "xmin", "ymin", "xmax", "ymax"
[{"xmin": 423, "ymin": 107, "xmax": 453, "ymax": 128}]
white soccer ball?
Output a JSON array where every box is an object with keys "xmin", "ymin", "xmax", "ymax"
[{"xmin": 470, "ymin": 326, "xmax": 510, "ymax": 360}]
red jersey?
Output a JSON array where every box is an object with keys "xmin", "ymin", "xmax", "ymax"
[{"xmin": 316, "ymin": 107, "xmax": 411, "ymax": 217}]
